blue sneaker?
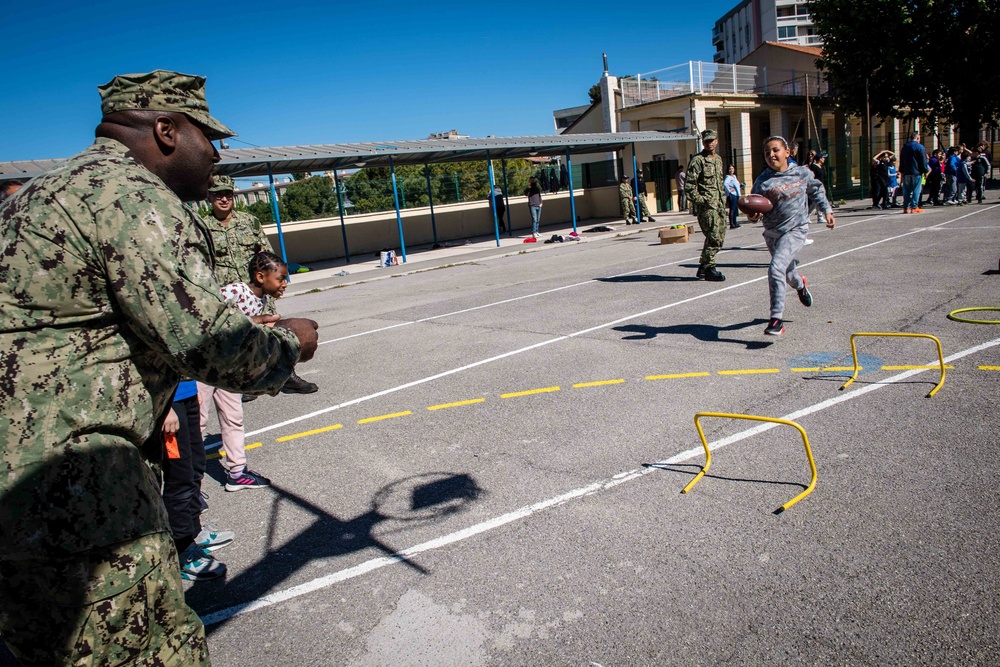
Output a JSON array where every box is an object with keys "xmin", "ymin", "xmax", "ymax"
[
  {"xmin": 195, "ymin": 526, "xmax": 235, "ymax": 552},
  {"xmin": 179, "ymin": 545, "xmax": 226, "ymax": 581}
]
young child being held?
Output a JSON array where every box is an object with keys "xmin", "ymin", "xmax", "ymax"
[{"xmin": 199, "ymin": 251, "xmax": 290, "ymax": 491}]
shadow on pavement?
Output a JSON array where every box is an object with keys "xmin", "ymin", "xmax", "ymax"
[
  {"xmin": 188, "ymin": 471, "xmax": 484, "ymax": 635},
  {"xmin": 614, "ymin": 319, "xmax": 774, "ymax": 349},
  {"xmin": 598, "ymin": 274, "xmax": 700, "ymax": 283}
]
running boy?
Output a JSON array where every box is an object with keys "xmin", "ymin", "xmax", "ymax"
[{"xmin": 746, "ymin": 136, "xmax": 836, "ymax": 336}]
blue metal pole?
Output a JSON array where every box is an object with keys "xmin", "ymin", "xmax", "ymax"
[
  {"xmin": 631, "ymin": 142, "xmax": 642, "ymax": 223},
  {"xmin": 501, "ymin": 159, "xmax": 512, "ymax": 236},
  {"xmin": 565, "ymin": 149, "xmax": 578, "ymax": 234},
  {"xmin": 389, "ymin": 156, "xmax": 407, "ymax": 263},
  {"xmin": 425, "ymin": 164, "xmax": 439, "ymax": 245},
  {"xmin": 333, "ymin": 169, "xmax": 351, "ymax": 264},
  {"xmin": 487, "ymin": 151, "xmax": 500, "ymax": 246},
  {"xmin": 266, "ymin": 163, "xmax": 288, "ymax": 265}
]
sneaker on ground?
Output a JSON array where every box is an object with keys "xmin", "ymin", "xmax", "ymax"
[
  {"xmin": 225, "ymin": 468, "xmax": 272, "ymax": 492},
  {"xmin": 903, "ymin": 208, "xmax": 910, "ymax": 214},
  {"xmin": 647, "ymin": 217, "xmax": 656, "ymax": 222},
  {"xmin": 912, "ymin": 207, "xmax": 923, "ymax": 213},
  {"xmin": 242, "ymin": 394, "xmax": 258, "ymax": 402},
  {"xmin": 179, "ymin": 545, "xmax": 226, "ymax": 581},
  {"xmin": 764, "ymin": 318, "xmax": 785, "ymax": 336},
  {"xmin": 804, "ymin": 238, "xmax": 814, "ymax": 245},
  {"xmin": 704, "ymin": 267, "xmax": 726, "ymax": 282},
  {"xmin": 195, "ymin": 526, "xmax": 235, "ymax": 552},
  {"xmin": 281, "ymin": 371, "xmax": 318, "ymax": 395},
  {"xmin": 797, "ymin": 277, "xmax": 813, "ymax": 307}
]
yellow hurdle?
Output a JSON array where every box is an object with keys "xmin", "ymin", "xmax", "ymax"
[
  {"xmin": 682, "ymin": 412, "xmax": 818, "ymax": 513},
  {"xmin": 839, "ymin": 332, "xmax": 946, "ymax": 397}
]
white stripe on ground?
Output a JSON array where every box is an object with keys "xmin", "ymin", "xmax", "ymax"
[
  {"xmin": 201, "ymin": 334, "xmax": 1000, "ymax": 627},
  {"xmin": 242, "ymin": 208, "xmax": 993, "ymax": 441}
]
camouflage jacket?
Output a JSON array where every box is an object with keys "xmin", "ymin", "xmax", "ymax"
[
  {"xmin": 0, "ymin": 138, "xmax": 300, "ymax": 570},
  {"xmin": 619, "ymin": 181, "xmax": 633, "ymax": 200},
  {"xmin": 200, "ymin": 209, "xmax": 273, "ymax": 286},
  {"xmin": 684, "ymin": 152, "xmax": 727, "ymax": 212}
]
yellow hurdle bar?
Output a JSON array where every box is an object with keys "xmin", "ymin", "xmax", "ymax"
[
  {"xmin": 682, "ymin": 412, "xmax": 818, "ymax": 513},
  {"xmin": 839, "ymin": 332, "xmax": 946, "ymax": 397}
]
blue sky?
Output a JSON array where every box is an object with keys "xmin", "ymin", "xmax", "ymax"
[{"xmin": 3, "ymin": 0, "xmax": 735, "ymax": 163}]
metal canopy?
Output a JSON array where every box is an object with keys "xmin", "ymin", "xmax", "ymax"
[
  {"xmin": 215, "ymin": 130, "xmax": 691, "ymax": 176},
  {"xmin": 0, "ymin": 130, "xmax": 692, "ymax": 181}
]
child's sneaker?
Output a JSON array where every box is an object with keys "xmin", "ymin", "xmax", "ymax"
[
  {"xmin": 195, "ymin": 526, "xmax": 235, "ymax": 552},
  {"xmin": 179, "ymin": 545, "xmax": 226, "ymax": 581},
  {"xmin": 764, "ymin": 318, "xmax": 785, "ymax": 336},
  {"xmin": 225, "ymin": 468, "xmax": 271, "ymax": 492},
  {"xmin": 797, "ymin": 277, "xmax": 813, "ymax": 307}
]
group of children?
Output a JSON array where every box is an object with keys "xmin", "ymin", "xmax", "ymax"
[
  {"xmin": 872, "ymin": 143, "xmax": 992, "ymax": 209},
  {"xmin": 160, "ymin": 251, "xmax": 292, "ymax": 580}
]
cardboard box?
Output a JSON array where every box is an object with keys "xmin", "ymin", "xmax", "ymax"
[
  {"xmin": 687, "ymin": 224, "xmax": 695, "ymax": 236},
  {"xmin": 659, "ymin": 227, "xmax": 689, "ymax": 244}
]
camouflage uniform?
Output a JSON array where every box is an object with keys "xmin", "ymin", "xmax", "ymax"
[
  {"xmin": 684, "ymin": 149, "xmax": 728, "ymax": 269},
  {"xmin": 619, "ymin": 180, "xmax": 637, "ymax": 223},
  {"xmin": 0, "ymin": 129, "xmax": 300, "ymax": 661}
]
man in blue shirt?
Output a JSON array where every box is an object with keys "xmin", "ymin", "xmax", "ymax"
[{"xmin": 899, "ymin": 132, "xmax": 929, "ymax": 213}]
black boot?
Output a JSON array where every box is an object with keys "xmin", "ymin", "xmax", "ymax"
[
  {"xmin": 696, "ymin": 265, "xmax": 706, "ymax": 280},
  {"xmin": 281, "ymin": 371, "xmax": 318, "ymax": 394},
  {"xmin": 704, "ymin": 266, "xmax": 726, "ymax": 282}
]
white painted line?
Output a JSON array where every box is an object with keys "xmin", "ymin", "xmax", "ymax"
[
  {"xmin": 202, "ymin": 334, "xmax": 1000, "ymax": 626},
  {"xmin": 240, "ymin": 207, "xmax": 991, "ymax": 441}
]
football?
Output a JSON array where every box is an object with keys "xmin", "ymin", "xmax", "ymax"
[{"xmin": 737, "ymin": 194, "xmax": 774, "ymax": 216}]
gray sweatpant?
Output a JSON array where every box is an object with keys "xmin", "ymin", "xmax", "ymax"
[{"xmin": 764, "ymin": 225, "xmax": 808, "ymax": 319}]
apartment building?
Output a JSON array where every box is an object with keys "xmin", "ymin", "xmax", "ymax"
[{"xmin": 712, "ymin": 0, "xmax": 822, "ymax": 64}]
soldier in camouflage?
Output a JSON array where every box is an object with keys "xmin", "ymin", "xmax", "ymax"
[
  {"xmin": 0, "ymin": 70, "xmax": 319, "ymax": 666},
  {"xmin": 201, "ymin": 174, "xmax": 318, "ymax": 395},
  {"xmin": 619, "ymin": 175, "xmax": 638, "ymax": 224},
  {"xmin": 684, "ymin": 129, "xmax": 729, "ymax": 281}
]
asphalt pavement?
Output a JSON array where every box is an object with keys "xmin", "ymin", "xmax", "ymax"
[{"xmin": 192, "ymin": 198, "xmax": 1000, "ymax": 666}]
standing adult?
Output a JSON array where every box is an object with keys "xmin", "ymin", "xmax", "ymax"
[
  {"xmin": 492, "ymin": 186, "xmax": 507, "ymax": 232},
  {"xmin": 201, "ymin": 175, "xmax": 318, "ymax": 395},
  {"xmin": 619, "ymin": 175, "xmax": 638, "ymax": 224},
  {"xmin": 723, "ymin": 164, "xmax": 742, "ymax": 229},
  {"xmin": 899, "ymin": 132, "xmax": 929, "ymax": 214},
  {"xmin": 630, "ymin": 169, "xmax": 656, "ymax": 222},
  {"xmin": 0, "ymin": 70, "xmax": 318, "ymax": 666},
  {"xmin": 525, "ymin": 176, "xmax": 543, "ymax": 238},
  {"xmin": 684, "ymin": 129, "xmax": 728, "ymax": 281},
  {"xmin": 676, "ymin": 164, "xmax": 688, "ymax": 214}
]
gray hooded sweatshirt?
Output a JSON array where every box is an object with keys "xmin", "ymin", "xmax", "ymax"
[{"xmin": 751, "ymin": 165, "xmax": 832, "ymax": 236}]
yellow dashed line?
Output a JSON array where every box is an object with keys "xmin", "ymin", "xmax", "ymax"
[
  {"xmin": 427, "ymin": 398, "xmax": 486, "ymax": 411},
  {"xmin": 980, "ymin": 365, "xmax": 1000, "ymax": 371},
  {"xmin": 821, "ymin": 366, "xmax": 857, "ymax": 372},
  {"xmin": 645, "ymin": 372, "xmax": 711, "ymax": 380},
  {"xmin": 881, "ymin": 365, "xmax": 954, "ymax": 370},
  {"xmin": 358, "ymin": 411, "xmax": 412, "ymax": 424},
  {"xmin": 790, "ymin": 367, "xmax": 820, "ymax": 372},
  {"xmin": 276, "ymin": 424, "xmax": 343, "ymax": 442},
  {"xmin": 717, "ymin": 368, "xmax": 781, "ymax": 375},
  {"xmin": 573, "ymin": 379, "xmax": 625, "ymax": 388},
  {"xmin": 500, "ymin": 386, "xmax": 560, "ymax": 399}
]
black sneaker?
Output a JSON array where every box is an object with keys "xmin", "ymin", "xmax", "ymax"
[
  {"xmin": 225, "ymin": 468, "xmax": 271, "ymax": 492},
  {"xmin": 696, "ymin": 265, "xmax": 706, "ymax": 280},
  {"xmin": 797, "ymin": 277, "xmax": 813, "ymax": 307},
  {"xmin": 704, "ymin": 267, "xmax": 726, "ymax": 282},
  {"xmin": 764, "ymin": 318, "xmax": 785, "ymax": 336},
  {"xmin": 241, "ymin": 394, "xmax": 258, "ymax": 403},
  {"xmin": 281, "ymin": 371, "xmax": 318, "ymax": 394},
  {"xmin": 647, "ymin": 217, "xmax": 656, "ymax": 222}
]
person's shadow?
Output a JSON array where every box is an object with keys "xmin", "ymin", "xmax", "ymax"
[
  {"xmin": 188, "ymin": 471, "xmax": 484, "ymax": 634},
  {"xmin": 614, "ymin": 318, "xmax": 775, "ymax": 349}
]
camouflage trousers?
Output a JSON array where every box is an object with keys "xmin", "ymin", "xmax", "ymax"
[
  {"xmin": 0, "ymin": 531, "xmax": 209, "ymax": 667},
  {"xmin": 620, "ymin": 195, "xmax": 637, "ymax": 221},
  {"xmin": 637, "ymin": 193, "xmax": 653, "ymax": 218},
  {"xmin": 697, "ymin": 207, "xmax": 728, "ymax": 268}
]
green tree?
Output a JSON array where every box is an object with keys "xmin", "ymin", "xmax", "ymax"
[
  {"xmin": 811, "ymin": 0, "xmax": 1000, "ymax": 145},
  {"xmin": 281, "ymin": 176, "xmax": 337, "ymax": 221}
]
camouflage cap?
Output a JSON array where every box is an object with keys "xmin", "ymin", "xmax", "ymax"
[
  {"xmin": 98, "ymin": 70, "xmax": 237, "ymax": 141},
  {"xmin": 208, "ymin": 174, "xmax": 235, "ymax": 193},
  {"xmin": 701, "ymin": 129, "xmax": 718, "ymax": 141}
]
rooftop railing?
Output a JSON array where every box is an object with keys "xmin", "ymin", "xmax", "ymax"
[{"xmin": 619, "ymin": 61, "xmax": 828, "ymax": 108}]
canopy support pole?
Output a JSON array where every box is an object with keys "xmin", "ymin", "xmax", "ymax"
[
  {"xmin": 487, "ymin": 151, "xmax": 500, "ymax": 246},
  {"xmin": 425, "ymin": 164, "xmax": 439, "ymax": 246},
  {"xmin": 332, "ymin": 169, "xmax": 351, "ymax": 263},
  {"xmin": 266, "ymin": 162, "xmax": 289, "ymax": 265},
  {"xmin": 632, "ymin": 142, "xmax": 642, "ymax": 223},
  {"xmin": 565, "ymin": 149, "xmax": 578, "ymax": 234},
  {"xmin": 389, "ymin": 156, "xmax": 407, "ymax": 263},
  {"xmin": 501, "ymin": 159, "xmax": 512, "ymax": 236}
]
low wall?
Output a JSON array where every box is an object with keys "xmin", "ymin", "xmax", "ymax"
[{"xmin": 262, "ymin": 186, "xmax": 625, "ymax": 263}]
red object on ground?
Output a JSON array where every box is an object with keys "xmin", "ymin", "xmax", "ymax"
[
  {"xmin": 737, "ymin": 194, "xmax": 774, "ymax": 215},
  {"xmin": 523, "ymin": 237, "xmax": 537, "ymax": 243}
]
